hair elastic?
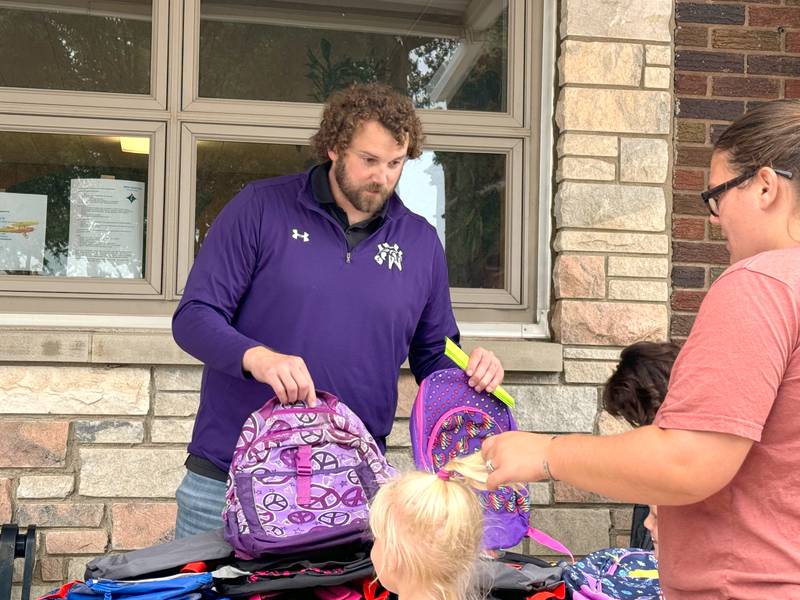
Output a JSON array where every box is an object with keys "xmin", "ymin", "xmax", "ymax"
[{"xmin": 436, "ymin": 469, "xmax": 452, "ymax": 481}]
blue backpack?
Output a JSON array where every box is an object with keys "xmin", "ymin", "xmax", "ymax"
[
  {"xmin": 563, "ymin": 547, "xmax": 661, "ymax": 600},
  {"xmin": 62, "ymin": 572, "xmax": 215, "ymax": 600}
]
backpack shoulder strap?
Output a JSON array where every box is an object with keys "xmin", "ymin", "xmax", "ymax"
[{"xmin": 527, "ymin": 527, "xmax": 574, "ymax": 564}]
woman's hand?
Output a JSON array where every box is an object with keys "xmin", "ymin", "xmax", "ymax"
[{"xmin": 481, "ymin": 431, "xmax": 556, "ymax": 489}]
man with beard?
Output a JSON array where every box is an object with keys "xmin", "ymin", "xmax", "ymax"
[{"xmin": 171, "ymin": 83, "xmax": 505, "ymax": 537}]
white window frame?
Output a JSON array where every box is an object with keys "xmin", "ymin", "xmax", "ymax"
[
  {"xmin": 0, "ymin": 115, "xmax": 166, "ymax": 296},
  {"xmin": 0, "ymin": 1, "xmax": 169, "ymax": 111},
  {"xmin": 0, "ymin": 0, "xmax": 557, "ymax": 339}
]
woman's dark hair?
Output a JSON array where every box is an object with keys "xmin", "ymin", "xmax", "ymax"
[
  {"xmin": 310, "ymin": 83, "xmax": 424, "ymax": 162},
  {"xmin": 602, "ymin": 341, "xmax": 681, "ymax": 427}
]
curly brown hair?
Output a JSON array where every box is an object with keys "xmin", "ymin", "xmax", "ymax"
[
  {"xmin": 602, "ymin": 341, "xmax": 681, "ymax": 427},
  {"xmin": 310, "ymin": 83, "xmax": 424, "ymax": 162}
]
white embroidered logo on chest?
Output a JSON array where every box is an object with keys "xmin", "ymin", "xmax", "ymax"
[
  {"xmin": 374, "ymin": 242, "xmax": 403, "ymax": 271},
  {"xmin": 291, "ymin": 228, "xmax": 310, "ymax": 242}
]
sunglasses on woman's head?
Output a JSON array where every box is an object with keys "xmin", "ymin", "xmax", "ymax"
[{"xmin": 701, "ymin": 168, "xmax": 793, "ymax": 216}]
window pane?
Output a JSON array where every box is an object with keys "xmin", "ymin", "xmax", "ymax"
[
  {"xmin": 199, "ymin": 0, "xmax": 508, "ymax": 111},
  {"xmin": 194, "ymin": 142, "xmax": 505, "ymax": 289},
  {"xmin": 0, "ymin": 2, "xmax": 152, "ymax": 94},
  {"xmin": 195, "ymin": 141, "xmax": 316, "ymax": 253},
  {"xmin": 399, "ymin": 151, "xmax": 506, "ymax": 289},
  {"xmin": 0, "ymin": 131, "xmax": 150, "ymax": 278}
]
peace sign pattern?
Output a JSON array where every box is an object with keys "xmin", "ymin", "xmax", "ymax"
[{"xmin": 225, "ymin": 393, "xmax": 397, "ymax": 554}]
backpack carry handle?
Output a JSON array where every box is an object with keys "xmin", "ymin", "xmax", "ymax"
[{"xmin": 259, "ymin": 390, "xmax": 338, "ymax": 419}]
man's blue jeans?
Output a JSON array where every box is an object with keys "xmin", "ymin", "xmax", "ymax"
[{"xmin": 174, "ymin": 470, "xmax": 227, "ymax": 539}]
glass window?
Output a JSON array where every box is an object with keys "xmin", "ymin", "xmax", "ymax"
[
  {"xmin": 0, "ymin": 131, "xmax": 150, "ymax": 278},
  {"xmin": 198, "ymin": 0, "xmax": 508, "ymax": 111},
  {"xmin": 194, "ymin": 140, "xmax": 315, "ymax": 251},
  {"xmin": 192, "ymin": 139, "xmax": 505, "ymax": 290},
  {"xmin": 399, "ymin": 151, "xmax": 506, "ymax": 289},
  {"xmin": 0, "ymin": 1, "xmax": 152, "ymax": 94}
]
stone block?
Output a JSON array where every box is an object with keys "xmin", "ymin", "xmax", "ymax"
[
  {"xmin": 564, "ymin": 361, "xmax": 616, "ymax": 384},
  {"xmin": 563, "ymin": 348, "xmax": 622, "ymax": 361},
  {"xmin": 557, "ymin": 89, "xmax": 671, "ymax": 134},
  {"xmin": 40, "ymin": 558, "xmax": 65, "ymax": 582},
  {"xmin": 608, "ymin": 280, "xmax": 669, "ymax": 302},
  {"xmin": 385, "ymin": 448, "xmax": 414, "ymax": 473},
  {"xmin": 598, "ymin": 411, "xmax": 634, "ymax": 436},
  {"xmin": 16, "ymin": 503, "xmax": 104, "ymax": 527},
  {"xmin": 556, "ymin": 183, "xmax": 666, "ymax": 231},
  {"xmin": 92, "ymin": 333, "xmax": 199, "ymax": 365},
  {"xmin": 12, "ymin": 586, "xmax": 52, "ymax": 600},
  {"xmin": 554, "ymin": 482, "xmax": 624, "ymax": 504},
  {"xmin": 45, "ymin": 530, "xmax": 108, "ymax": 555},
  {"xmin": 557, "ymin": 158, "xmax": 615, "ymax": 182},
  {"xmin": 0, "ymin": 331, "xmax": 89, "ymax": 362},
  {"xmin": 396, "ymin": 374, "xmax": 418, "ymax": 418},
  {"xmin": 611, "ymin": 507, "xmax": 634, "ymax": 529},
  {"xmin": 607, "ymin": 256, "xmax": 669, "ymax": 278},
  {"xmin": 154, "ymin": 367, "xmax": 203, "ymax": 392},
  {"xmin": 646, "ymin": 45, "xmax": 671, "ymax": 66},
  {"xmin": 561, "ymin": 0, "xmax": 672, "ymax": 42},
  {"xmin": 530, "ymin": 508, "xmax": 612, "ymax": 557},
  {"xmin": 79, "ymin": 449, "xmax": 186, "ymax": 498},
  {"xmin": 614, "ymin": 533, "xmax": 631, "ymax": 547},
  {"xmin": 0, "ymin": 421, "xmax": 68, "ymax": 468},
  {"xmin": 620, "ymin": 138, "xmax": 669, "ymax": 184},
  {"xmin": 505, "ymin": 372, "xmax": 562, "ymax": 386},
  {"xmin": 17, "ymin": 476, "xmax": 74, "ymax": 499},
  {"xmin": 151, "ymin": 420, "xmax": 194, "ymax": 444},
  {"xmin": 68, "ymin": 559, "xmax": 91, "ymax": 582},
  {"xmin": 555, "ymin": 232, "xmax": 669, "ymax": 255},
  {"xmin": 75, "ymin": 420, "xmax": 145, "ymax": 444},
  {"xmin": 561, "ymin": 41, "xmax": 643, "ymax": 86},
  {"xmin": 554, "ymin": 255, "xmax": 605, "ymax": 299},
  {"xmin": 387, "ymin": 420, "xmax": 411, "ymax": 448},
  {"xmin": 111, "ymin": 502, "xmax": 177, "ymax": 550},
  {"xmin": 0, "ymin": 479, "xmax": 11, "ymax": 523},
  {"xmin": 528, "ymin": 483, "xmax": 552, "ymax": 506},
  {"xmin": 509, "ymin": 385, "xmax": 597, "ymax": 433},
  {"xmin": 553, "ymin": 301, "xmax": 668, "ymax": 346},
  {"xmin": 154, "ymin": 392, "xmax": 200, "ymax": 417},
  {"xmin": 0, "ymin": 366, "xmax": 149, "ymax": 415},
  {"xmin": 644, "ymin": 66, "xmax": 671, "ymax": 89},
  {"xmin": 557, "ymin": 134, "xmax": 618, "ymax": 158}
]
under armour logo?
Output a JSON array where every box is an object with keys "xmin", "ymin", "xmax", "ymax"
[
  {"xmin": 292, "ymin": 228, "xmax": 310, "ymax": 242},
  {"xmin": 374, "ymin": 242, "xmax": 403, "ymax": 271}
]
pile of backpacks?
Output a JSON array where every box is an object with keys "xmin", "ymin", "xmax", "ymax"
[{"xmin": 38, "ymin": 368, "xmax": 661, "ymax": 600}]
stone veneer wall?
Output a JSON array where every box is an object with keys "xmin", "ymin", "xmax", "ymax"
[
  {"xmin": 549, "ymin": 0, "xmax": 673, "ymax": 543},
  {"xmin": 0, "ymin": 1, "xmax": 674, "ymax": 596},
  {"xmin": 672, "ymin": 0, "xmax": 800, "ymax": 343}
]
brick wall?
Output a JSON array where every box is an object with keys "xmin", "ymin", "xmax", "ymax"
[{"xmin": 673, "ymin": 0, "xmax": 800, "ymax": 341}]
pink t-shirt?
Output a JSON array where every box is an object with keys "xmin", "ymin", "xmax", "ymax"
[{"xmin": 654, "ymin": 247, "xmax": 800, "ymax": 598}]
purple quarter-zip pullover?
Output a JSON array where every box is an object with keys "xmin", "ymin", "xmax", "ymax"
[{"xmin": 172, "ymin": 169, "xmax": 459, "ymax": 472}]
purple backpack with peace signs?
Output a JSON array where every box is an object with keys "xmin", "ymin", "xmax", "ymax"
[{"xmin": 223, "ymin": 391, "xmax": 396, "ymax": 559}]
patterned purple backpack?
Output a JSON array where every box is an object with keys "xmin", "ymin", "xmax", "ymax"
[
  {"xmin": 224, "ymin": 391, "xmax": 396, "ymax": 559},
  {"xmin": 410, "ymin": 368, "xmax": 572, "ymax": 558}
]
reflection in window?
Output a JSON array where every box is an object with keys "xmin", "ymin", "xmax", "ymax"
[
  {"xmin": 0, "ymin": 132, "xmax": 149, "ymax": 278},
  {"xmin": 194, "ymin": 141, "xmax": 315, "ymax": 252},
  {"xmin": 0, "ymin": 1, "xmax": 152, "ymax": 94},
  {"xmin": 199, "ymin": 0, "xmax": 507, "ymax": 111},
  {"xmin": 399, "ymin": 151, "xmax": 506, "ymax": 289}
]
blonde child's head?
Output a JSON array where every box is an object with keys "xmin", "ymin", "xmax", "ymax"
[{"xmin": 369, "ymin": 454, "xmax": 487, "ymax": 600}]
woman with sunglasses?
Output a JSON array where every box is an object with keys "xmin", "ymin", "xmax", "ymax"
[{"xmin": 482, "ymin": 99, "xmax": 800, "ymax": 598}]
